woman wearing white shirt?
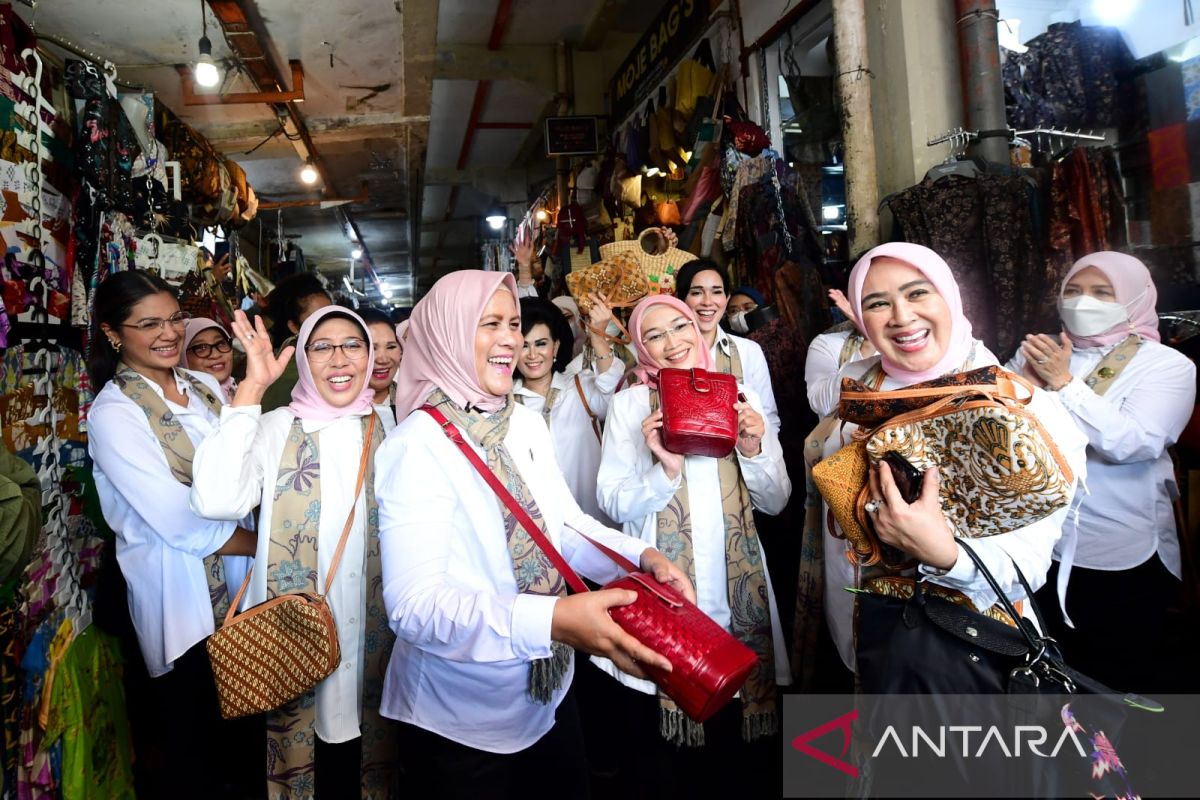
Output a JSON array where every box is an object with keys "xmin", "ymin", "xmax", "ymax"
[
  {"xmin": 87, "ymin": 271, "xmax": 259, "ymax": 799},
  {"xmin": 814, "ymin": 243, "xmax": 1088, "ymax": 679},
  {"xmin": 359, "ymin": 306, "xmax": 401, "ymax": 432},
  {"xmin": 674, "ymin": 259, "xmax": 780, "ymax": 434},
  {"xmin": 593, "ymin": 294, "xmax": 791, "ymax": 798},
  {"xmin": 190, "ymin": 305, "xmax": 397, "ymax": 799},
  {"xmin": 1010, "ymin": 252, "xmax": 1195, "ymax": 694},
  {"xmin": 375, "ymin": 270, "xmax": 691, "ymax": 799},
  {"xmin": 805, "ymin": 290, "xmax": 876, "ymax": 417},
  {"xmin": 514, "ymin": 296, "xmax": 625, "ymax": 525}
]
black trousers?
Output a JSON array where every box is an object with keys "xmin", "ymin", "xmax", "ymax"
[
  {"xmin": 149, "ymin": 640, "xmax": 265, "ymax": 799},
  {"xmin": 399, "ymin": 687, "xmax": 589, "ymax": 800},
  {"xmin": 1035, "ymin": 554, "xmax": 1178, "ymax": 695},
  {"xmin": 314, "ymin": 735, "xmax": 362, "ymax": 799},
  {"xmin": 576, "ymin": 661, "xmax": 781, "ymax": 800}
]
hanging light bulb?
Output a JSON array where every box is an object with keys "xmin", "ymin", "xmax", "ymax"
[
  {"xmin": 535, "ymin": 208, "xmax": 549, "ymax": 223},
  {"xmin": 194, "ymin": 1, "xmax": 221, "ymax": 88},
  {"xmin": 485, "ymin": 207, "xmax": 507, "ymax": 230},
  {"xmin": 351, "ymin": 247, "xmax": 363, "ymax": 259},
  {"xmin": 300, "ymin": 158, "xmax": 319, "ymax": 185}
]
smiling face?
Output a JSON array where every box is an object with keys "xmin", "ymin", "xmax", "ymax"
[
  {"xmin": 683, "ymin": 270, "xmax": 729, "ymax": 340},
  {"xmin": 640, "ymin": 303, "xmax": 700, "ymax": 370},
  {"xmin": 859, "ymin": 257, "xmax": 952, "ymax": 374},
  {"xmin": 518, "ymin": 322, "xmax": 559, "ymax": 383},
  {"xmin": 474, "ymin": 289, "xmax": 522, "ymax": 397},
  {"xmin": 1062, "ymin": 266, "xmax": 1116, "ymax": 301},
  {"xmin": 367, "ymin": 321, "xmax": 401, "ymax": 402},
  {"xmin": 727, "ymin": 292, "xmax": 759, "ymax": 318},
  {"xmin": 306, "ymin": 317, "xmax": 370, "ymax": 407},
  {"xmin": 101, "ymin": 291, "xmax": 186, "ymax": 376},
  {"xmin": 186, "ymin": 327, "xmax": 233, "ymax": 384}
]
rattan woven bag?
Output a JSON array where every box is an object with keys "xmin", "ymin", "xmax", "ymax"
[
  {"xmin": 599, "ymin": 228, "xmax": 698, "ymax": 296},
  {"xmin": 206, "ymin": 415, "xmax": 375, "ymax": 719}
]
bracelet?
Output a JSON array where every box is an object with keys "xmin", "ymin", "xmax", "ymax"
[
  {"xmin": 1048, "ymin": 375, "xmax": 1072, "ymax": 392},
  {"xmin": 594, "ymin": 348, "xmax": 613, "ymax": 359}
]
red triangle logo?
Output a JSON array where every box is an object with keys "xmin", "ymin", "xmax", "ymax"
[{"xmin": 791, "ymin": 708, "xmax": 860, "ymax": 778}]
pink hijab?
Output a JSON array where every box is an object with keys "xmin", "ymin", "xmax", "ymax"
[
  {"xmin": 394, "ymin": 270, "xmax": 519, "ymax": 421},
  {"xmin": 847, "ymin": 242, "xmax": 976, "ymax": 384},
  {"xmin": 628, "ymin": 294, "xmax": 714, "ymax": 389},
  {"xmin": 178, "ymin": 317, "xmax": 235, "ymax": 400},
  {"xmin": 286, "ymin": 305, "xmax": 375, "ymax": 423},
  {"xmin": 1060, "ymin": 251, "xmax": 1160, "ymax": 348}
]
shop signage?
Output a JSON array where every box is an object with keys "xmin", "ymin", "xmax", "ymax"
[
  {"xmin": 608, "ymin": 0, "xmax": 708, "ymax": 123},
  {"xmin": 545, "ymin": 116, "xmax": 601, "ymax": 156}
]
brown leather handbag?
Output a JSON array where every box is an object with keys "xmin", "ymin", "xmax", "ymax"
[{"xmin": 206, "ymin": 415, "xmax": 375, "ymax": 719}]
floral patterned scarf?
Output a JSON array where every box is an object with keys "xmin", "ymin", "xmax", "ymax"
[
  {"xmin": 112, "ymin": 366, "xmax": 231, "ymax": 626},
  {"xmin": 263, "ymin": 415, "xmax": 396, "ymax": 800},
  {"xmin": 649, "ymin": 391, "xmax": 776, "ymax": 746},
  {"xmin": 429, "ymin": 388, "xmax": 573, "ymax": 702}
]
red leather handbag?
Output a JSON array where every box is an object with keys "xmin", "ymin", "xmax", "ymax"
[
  {"xmin": 421, "ymin": 405, "xmax": 757, "ymax": 724},
  {"xmin": 658, "ymin": 368, "xmax": 739, "ymax": 458}
]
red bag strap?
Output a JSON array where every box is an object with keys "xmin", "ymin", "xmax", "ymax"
[{"xmin": 420, "ymin": 404, "xmax": 639, "ymax": 593}]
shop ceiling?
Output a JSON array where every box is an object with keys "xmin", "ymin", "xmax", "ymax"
[{"xmin": 14, "ymin": 0, "xmax": 666, "ymax": 306}]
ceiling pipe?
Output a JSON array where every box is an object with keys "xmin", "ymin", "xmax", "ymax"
[{"xmin": 955, "ymin": 0, "xmax": 1009, "ymax": 164}]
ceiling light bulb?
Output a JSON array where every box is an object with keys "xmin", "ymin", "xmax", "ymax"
[
  {"xmin": 194, "ymin": 36, "xmax": 220, "ymax": 88},
  {"xmin": 381, "ymin": 288, "xmax": 393, "ymax": 300},
  {"xmin": 351, "ymin": 247, "xmax": 363, "ymax": 259},
  {"xmin": 535, "ymin": 209, "xmax": 549, "ymax": 222},
  {"xmin": 300, "ymin": 160, "xmax": 319, "ymax": 185},
  {"xmin": 486, "ymin": 212, "xmax": 506, "ymax": 230}
]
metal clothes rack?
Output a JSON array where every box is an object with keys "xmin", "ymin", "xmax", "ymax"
[{"xmin": 926, "ymin": 126, "xmax": 1106, "ymax": 150}]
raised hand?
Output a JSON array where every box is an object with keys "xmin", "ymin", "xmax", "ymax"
[
  {"xmin": 734, "ymin": 401, "xmax": 764, "ymax": 457},
  {"xmin": 230, "ymin": 310, "xmax": 293, "ymax": 406},
  {"xmin": 585, "ymin": 292, "xmax": 613, "ymax": 332},
  {"xmin": 1021, "ymin": 332, "xmax": 1073, "ymax": 391},
  {"xmin": 642, "ymin": 409, "xmax": 684, "ymax": 479}
]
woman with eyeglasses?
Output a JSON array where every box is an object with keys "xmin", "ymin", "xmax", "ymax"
[
  {"xmin": 178, "ymin": 317, "xmax": 237, "ymax": 402},
  {"xmin": 190, "ymin": 304, "xmax": 399, "ymax": 798},
  {"xmin": 86, "ymin": 271, "xmax": 261, "ymax": 799},
  {"xmin": 591, "ymin": 294, "xmax": 792, "ymax": 798}
]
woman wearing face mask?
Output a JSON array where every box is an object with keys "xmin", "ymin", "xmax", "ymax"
[
  {"xmin": 358, "ymin": 307, "xmax": 402, "ymax": 432},
  {"xmin": 375, "ymin": 271, "xmax": 692, "ymax": 798},
  {"xmin": 178, "ymin": 317, "xmax": 238, "ymax": 402},
  {"xmin": 815, "ymin": 243, "xmax": 1088, "ymax": 680},
  {"xmin": 190, "ymin": 306, "xmax": 398, "ymax": 799},
  {"xmin": 1007, "ymin": 252, "xmax": 1195, "ymax": 694},
  {"xmin": 592, "ymin": 294, "xmax": 791, "ymax": 798},
  {"xmin": 87, "ymin": 272, "xmax": 260, "ymax": 799},
  {"xmin": 514, "ymin": 295, "xmax": 625, "ymax": 525},
  {"xmin": 675, "ymin": 260, "xmax": 780, "ymax": 435}
]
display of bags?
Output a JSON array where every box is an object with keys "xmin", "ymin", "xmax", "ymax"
[
  {"xmin": 156, "ymin": 103, "xmax": 222, "ymax": 204},
  {"xmin": 133, "ymin": 233, "xmax": 201, "ymax": 289}
]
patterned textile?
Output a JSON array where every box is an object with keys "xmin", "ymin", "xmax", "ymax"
[
  {"xmin": 1185, "ymin": 56, "xmax": 1200, "ymax": 122},
  {"xmin": 862, "ymin": 577, "xmax": 1017, "ymax": 627},
  {"xmin": 1148, "ymin": 124, "xmax": 1191, "ymax": 190},
  {"xmin": 110, "ymin": 367, "xmax": 231, "ymax": 626},
  {"xmin": 426, "ymin": 390, "xmax": 572, "ymax": 701},
  {"xmin": 647, "ymin": 391, "xmax": 776, "ymax": 746},
  {"xmin": 0, "ymin": 344, "xmax": 93, "ymax": 433},
  {"xmin": 838, "ymin": 366, "xmax": 1010, "ymax": 427},
  {"xmin": 1013, "ymin": 22, "xmax": 1134, "ymax": 129},
  {"xmin": 264, "ymin": 416, "xmax": 396, "ymax": 800}
]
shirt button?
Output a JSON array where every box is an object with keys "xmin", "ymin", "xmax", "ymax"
[
  {"xmin": 344, "ymin": 662, "xmax": 352, "ymax": 671},
  {"xmin": 349, "ymin": 617, "xmax": 357, "ymax": 624},
  {"xmin": 348, "ymin": 572, "xmax": 357, "ymax": 579}
]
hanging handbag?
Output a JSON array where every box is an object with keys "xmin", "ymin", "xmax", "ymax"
[
  {"xmin": 599, "ymin": 228, "xmax": 698, "ymax": 296},
  {"xmin": 135, "ymin": 233, "xmax": 202, "ymax": 289},
  {"xmin": 658, "ymin": 367, "xmax": 740, "ymax": 458},
  {"xmin": 421, "ymin": 405, "xmax": 757, "ymax": 724},
  {"xmin": 206, "ymin": 415, "xmax": 375, "ymax": 719}
]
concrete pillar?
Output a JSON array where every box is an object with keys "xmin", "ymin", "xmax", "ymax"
[{"xmin": 833, "ymin": 0, "xmax": 880, "ymax": 254}]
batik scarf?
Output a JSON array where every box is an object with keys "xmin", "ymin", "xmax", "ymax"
[
  {"xmin": 649, "ymin": 391, "xmax": 776, "ymax": 746},
  {"xmin": 263, "ymin": 415, "xmax": 396, "ymax": 800},
  {"xmin": 514, "ymin": 383, "xmax": 562, "ymax": 428},
  {"xmin": 428, "ymin": 388, "xmax": 573, "ymax": 702},
  {"xmin": 713, "ymin": 334, "xmax": 745, "ymax": 382},
  {"xmin": 112, "ymin": 366, "xmax": 231, "ymax": 626}
]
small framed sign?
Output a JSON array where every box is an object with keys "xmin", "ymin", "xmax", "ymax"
[{"xmin": 545, "ymin": 116, "xmax": 600, "ymax": 157}]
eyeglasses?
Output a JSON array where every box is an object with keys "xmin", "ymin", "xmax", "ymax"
[
  {"xmin": 187, "ymin": 339, "xmax": 233, "ymax": 358},
  {"xmin": 122, "ymin": 311, "xmax": 191, "ymax": 333},
  {"xmin": 641, "ymin": 320, "xmax": 694, "ymax": 347},
  {"xmin": 305, "ymin": 339, "xmax": 368, "ymax": 363}
]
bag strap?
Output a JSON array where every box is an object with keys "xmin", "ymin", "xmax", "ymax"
[
  {"xmin": 224, "ymin": 413, "xmax": 377, "ymax": 624},
  {"xmin": 574, "ymin": 374, "xmax": 603, "ymax": 442},
  {"xmin": 420, "ymin": 404, "xmax": 638, "ymax": 593},
  {"xmin": 951, "ymin": 539, "xmax": 1047, "ymax": 652}
]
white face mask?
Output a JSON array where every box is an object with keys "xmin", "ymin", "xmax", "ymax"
[
  {"xmin": 728, "ymin": 311, "xmax": 750, "ymax": 334},
  {"xmin": 1059, "ymin": 294, "xmax": 1130, "ymax": 337}
]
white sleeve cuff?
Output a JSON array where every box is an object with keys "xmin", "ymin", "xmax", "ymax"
[
  {"xmin": 220, "ymin": 404, "xmax": 263, "ymax": 422},
  {"xmin": 919, "ymin": 543, "xmax": 976, "ymax": 583},
  {"xmin": 649, "ymin": 463, "xmax": 683, "ymax": 495},
  {"xmin": 510, "ymin": 593, "xmax": 558, "ymax": 660},
  {"xmin": 1053, "ymin": 376, "xmax": 1090, "ymax": 408}
]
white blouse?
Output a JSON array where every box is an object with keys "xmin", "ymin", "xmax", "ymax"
[
  {"xmin": 710, "ymin": 328, "xmax": 780, "ymax": 434},
  {"xmin": 821, "ymin": 348, "xmax": 1090, "ymax": 670},
  {"xmin": 513, "ymin": 355, "xmax": 626, "ymax": 525},
  {"xmin": 805, "ymin": 328, "xmax": 868, "ymax": 418},
  {"xmin": 1008, "ymin": 339, "xmax": 1196, "ymax": 577},
  {"xmin": 375, "ymin": 402, "xmax": 651, "ymax": 754},
  {"xmin": 374, "ymin": 402, "xmax": 397, "ymax": 434},
  {"xmin": 594, "ymin": 383, "xmax": 793, "ymax": 694},
  {"xmin": 88, "ymin": 369, "xmax": 249, "ymax": 678},
  {"xmin": 190, "ymin": 406, "xmax": 372, "ymax": 745}
]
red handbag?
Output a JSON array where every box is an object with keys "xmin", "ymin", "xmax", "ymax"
[
  {"xmin": 421, "ymin": 405, "xmax": 757, "ymax": 723},
  {"xmin": 658, "ymin": 368, "xmax": 739, "ymax": 458}
]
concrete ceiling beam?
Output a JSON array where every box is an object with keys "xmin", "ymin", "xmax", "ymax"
[{"xmin": 434, "ymin": 43, "xmax": 556, "ymax": 91}]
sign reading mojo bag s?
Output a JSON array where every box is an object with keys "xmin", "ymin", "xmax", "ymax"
[{"xmin": 609, "ymin": 0, "xmax": 708, "ymax": 123}]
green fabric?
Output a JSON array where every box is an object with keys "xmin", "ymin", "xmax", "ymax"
[
  {"xmin": 0, "ymin": 445, "xmax": 40, "ymax": 584},
  {"xmin": 262, "ymin": 337, "xmax": 300, "ymax": 412}
]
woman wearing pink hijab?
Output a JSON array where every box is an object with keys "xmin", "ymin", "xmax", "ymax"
[
  {"xmin": 190, "ymin": 305, "xmax": 399, "ymax": 798},
  {"xmin": 375, "ymin": 270, "xmax": 691, "ymax": 798},
  {"xmin": 809, "ymin": 243, "xmax": 1088, "ymax": 684},
  {"xmin": 1009, "ymin": 252, "xmax": 1196, "ymax": 694},
  {"xmin": 591, "ymin": 294, "xmax": 790, "ymax": 798}
]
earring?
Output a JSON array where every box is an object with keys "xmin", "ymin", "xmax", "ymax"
[{"xmin": 109, "ymin": 338, "xmax": 122, "ymax": 352}]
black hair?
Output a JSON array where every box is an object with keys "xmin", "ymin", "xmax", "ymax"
[
  {"xmin": 356, "ymin": 307, "xmax": 395, "ymax": 329},
  {"xmin": 88, "ymin": 270, "xmax": 178, "ymax": 389},
  {"xmin": 306, "ymin": 309, "xmax": 368, "ymax": 343},
  {"xmin": 268, "ymin": 272, "xmax": 331, "ymax": 347},
  {"xmin": 674, "ymin": 258, "xmax": 730, "ymax": 300},
  {"xmin": 517, "ymin": 297, "xmax": 574, "ymax": 376}
]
